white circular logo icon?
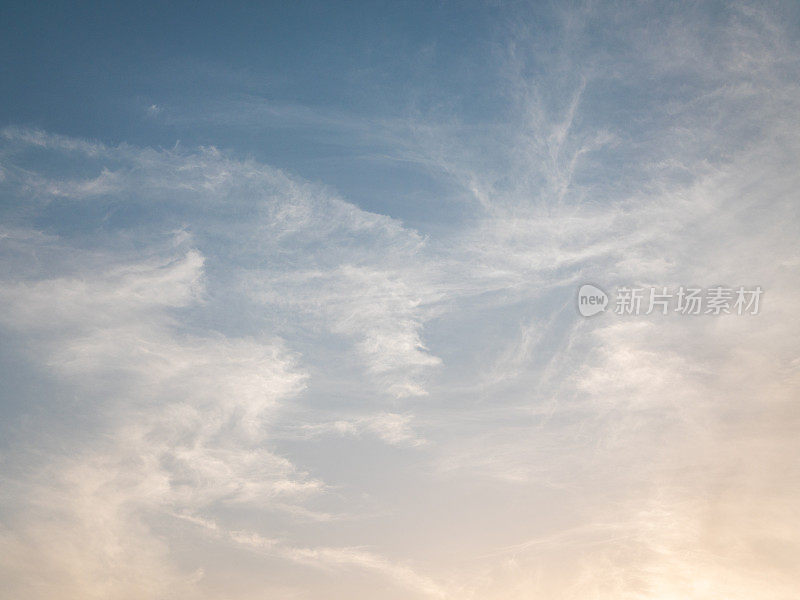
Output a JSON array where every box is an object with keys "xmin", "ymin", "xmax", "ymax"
[{"xmin": 577, "ymin": 284, "xmax": 608, "ymax": 317}]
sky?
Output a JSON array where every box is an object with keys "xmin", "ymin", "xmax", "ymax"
[{"xmin": 1, "ymin": 1, "xmax": 799, "ymax": 599}]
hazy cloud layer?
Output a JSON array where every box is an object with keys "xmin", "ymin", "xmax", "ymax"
[{"xmin": 1, "ymin": 2, "xmax": 799, "ymax": 598}]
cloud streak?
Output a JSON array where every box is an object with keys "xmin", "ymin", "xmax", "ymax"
[{"xmin": 1, "ymin": 2, "xmax": 799, "ymax": 598}]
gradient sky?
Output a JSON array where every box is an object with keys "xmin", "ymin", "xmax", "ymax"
[{"xmin": 1, "ymin": 2, "xmax": 799, "ymax": 599}]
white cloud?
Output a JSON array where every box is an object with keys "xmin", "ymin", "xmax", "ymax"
[
  {"xmin": 0, "ymin": 131, "xmax": 453, "ymax": 597},
  {"xmin": 289, "ymin": 412, "xmax": 426, "ymax": 447},
  {"xmin": 1, "ymin": 3, "xmax": 799, "ymax": 598}
]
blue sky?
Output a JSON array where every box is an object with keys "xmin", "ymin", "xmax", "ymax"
[
  {"xmin": 1, "ymin": 2, "xmax": 800, "ymax": 599},
  {"xmin": 1, "ymin": 0, "xmax": 505, "ymax": 225}
]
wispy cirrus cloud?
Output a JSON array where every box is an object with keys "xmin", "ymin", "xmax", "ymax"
[
  {"xmin": 1, "ymin": 2, "xmax": 800, "ymax": 599},
  {"xmin": 0, "ymin": 135, "xmax": 448, "ymax": 597}
]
